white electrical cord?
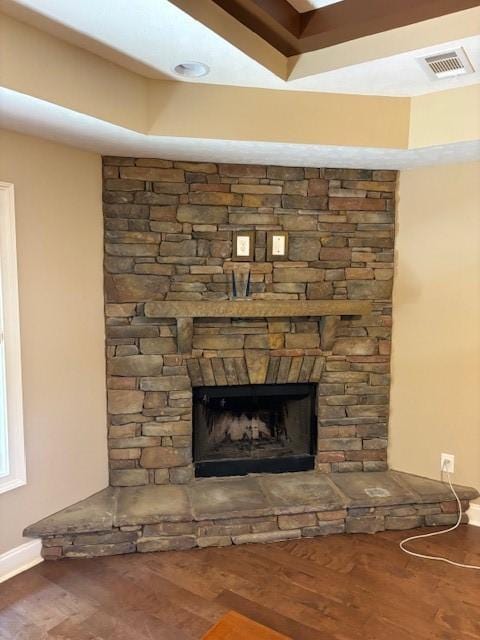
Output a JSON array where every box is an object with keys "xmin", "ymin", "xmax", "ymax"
[{"xmin": 399, "ymin": 463, "xmax": 480, "ymax": 570}]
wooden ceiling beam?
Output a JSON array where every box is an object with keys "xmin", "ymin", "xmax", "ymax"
[{"xmin": 213, "ymin": 0, "xmax": 480, "ymax": 55}]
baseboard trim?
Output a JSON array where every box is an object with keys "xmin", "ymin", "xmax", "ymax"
[
  {"xmin": 467, "ymin": 503, "xmax": 480, "ymax": 527},
  {"xmin": 0, "ymin": 539, "xmax": 43, "ymax": 583}
]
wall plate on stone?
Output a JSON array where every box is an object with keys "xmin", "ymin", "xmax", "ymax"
[
  {"xmin": 364, "ymin": 487, "xmax": 391, "ymax": 498},
  {"xmin": 267, "ymin": 231, "xmax": 288, "ymax": 261},
  {"xmin": 233, "ymin": 231, "xmax": 255, "ymax": 261}
]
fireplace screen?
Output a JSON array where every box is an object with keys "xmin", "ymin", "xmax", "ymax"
[{"xmin": 193, "ymin": 383, "xmax": 316, "ymax": 477}]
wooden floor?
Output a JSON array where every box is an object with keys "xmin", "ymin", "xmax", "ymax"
[{"xmin": 1, "ymin": 527, "xmax": 479, "ymax": 640}]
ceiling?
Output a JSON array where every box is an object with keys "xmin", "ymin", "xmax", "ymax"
[
  {"xmin": 2, "ymin": 87, "xmax": 478, "ymax": 169},
  {"xmin": 1, "ymin": 0, "xmax": 479, "ymax": 96},
  {"xmin": 0, "ymin": 0, "xmax": 478, "ymax": 169}
]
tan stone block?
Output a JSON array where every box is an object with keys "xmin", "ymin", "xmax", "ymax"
[
  {"xmin": 343, "ymin": 180, "xmax": 396, "ymax": 192},
  {"xmin": 119, "ymin": 167, "xmax": 184, "ymax": 182},
  {"xmin": 142, "ymin": 421, "xmax": 191, "ymax": 436},
  {"xmin": 285, "ymin": 334, "xmax": 320, "ymax": 349},
  {"xmin": 140, "ymin": 376, "xmax": 191, "ymax": 391},
  {"xmin": 273, "ymin": 267, "xmax": 324, "ymax": 282},
  {"xmin": 229, "ymin": 213, "xmax": 277, "ymax": 225},
  {"xmin": 159, "ymin": 240, "xmax": 196, "ymax": 257},
  {"xmin": 242, "ymin": 194, "xmax": 282, "ymax": 208},
  {"xmin": 110, "ymin": 448, "xmax": 141, "ymax": 460},
  {"xmin": 105, "ymin": 303, "xmax": 136, "ymax": 317},
  {"xmin": 244, "ymin": 334, "xmax": 284, "ymax": 349},
  {"xmin": 177, "ymin": 205, "xmax": 228, "ymax": 224},
  {"xmin": 105, "ymin": 274, "xmax": 168, "ymax": 302},
  {"xmin": 308, "ymin": 179, "xmax": 329, "ymax": 196},
  {"xmin": 346, "ymin": 280, "xmax": 393, "ymax": 299},
  {"xmin": 137, "ymin": 536, "xmax": 196, "ymax": 552},
  {"xmin": 231, "ymin": 184, "xmax": 282, "ymax": 194},
  {"xmin": 174, "ymin": 161, "xmax": 217, "ymax": 173},
  {"xmin": 374, "ymin": 269, "xmax": 393, "ymax": 280},
  {"xmin": 332, "ymin": 338, "xmax": 377, "ymax": 355},
  {"xmin": 372, "ymin": 170, "xmax": 397, "ymax": 181},
  {"xmin": 278, "ymin": 214, "xmax": 317, "ymax": 230},
  {"xmin": 245, "ymin": 350, "xmax": 269, "ymax": 384},
  {"xmin": 140, "ymin": 446, "xmax": 191, "ymax": 468},
  {"xmin": 319, "ymin": 247, "xmax": 352, "ymax": 261},
  {"xmin": 346, "ymin": 212, "xmax": 393, "ymax": 223},
  {"xmin": 104, "ymin": 179, "xmax": 144, "ymax": 192},
  {"xmin": 189, "ymin": 191, "xmax": 241, "ymax": 206},
  {"xmin": 192, "ymin": 335, "xmax": 244, "ymax": 350},
  {"xmin": 306, "ymin": 282, "xmax": 333, "ymax": 299},
  {"xmin": 329, "ymin": 197, "xmax": 385, "ymax": 211},
  {"xmin": 282, "ymin": 195, "xmax": 327, "ymax": 209},
  {"xmin": 273, "ymin": 283, "xmax": 306, "ymax": 294},
  {"xmin": 283, "ymin": 180, "xmax": 309, "ymax": 196},
  {"xmin": 110, "ymin": 469, "xmax": 149, "ymax": 486},
  {"xmin": 219, "ymin": 164, "xmax": 266, "ymax": 178},
  {"xmin": 108, "ymin": 356, "xmax": 164, "ymax": 376},
  {"xmin": 197, "ymin": 536, "xmax": 232, "ymax": 548},
  {"xmin": 149, "ymin": 221, "xmax": 183, "ymax": 233},
  {"xmin": 109, "ymin": 423, "xmax": 138, "ymax": 438},
  {"xmin": 139, "ymin": 338, "xmax": 177, "ymax": 355},
  {"xmin": 267, "ymin": 166, "xmax": 304, "ymax": 180},
  {"xmin": 288, "ymin": 236, "xmax": 320, "ymax": 261},
  {"xmin": 105, "ymin": 243, "xmax": 158, "ymax": 257},
  {"xmin": 345, "ymin": 268, "xmax": 374, "ymax": 279},
  {"xmin": 150, "ymin": 205, "xmax": 177, "ymax": 221},
  {"xmin": 278, "ymin": 513, "xmax": 316, "ymax": 529},
  {"xmin": 108, "ymin": 390, "xmax": 144, "ymax": 414}
]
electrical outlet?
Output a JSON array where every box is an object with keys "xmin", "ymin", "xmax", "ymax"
[{"xmin": 441, "ymin": 453, "xmax": 455, "ymax": 473}]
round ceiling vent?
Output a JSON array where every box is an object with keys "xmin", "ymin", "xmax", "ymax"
[{"xmin": 174, "ymin": 62, "xmax": 210, "ymax": 78}]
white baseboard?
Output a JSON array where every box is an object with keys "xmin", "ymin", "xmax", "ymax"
[
  {"xmin": 467, "ymin": 503, "xmax": 480, "ymax": 527},
  {"xmin": 0, "ymin": 539, "xmax": 43, "ymax": 583}
]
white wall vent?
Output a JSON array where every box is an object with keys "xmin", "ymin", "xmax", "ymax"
[{"xmin": 418, "ymin": 48, "xmax": 474, "ymax": 80}]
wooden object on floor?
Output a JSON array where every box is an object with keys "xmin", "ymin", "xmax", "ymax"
[{"xmin": 202, "ymin": 610, "xmax": 291, "ymax": 639}]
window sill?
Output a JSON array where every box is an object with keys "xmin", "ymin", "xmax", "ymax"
[{"xmin": 0, "ymin": 475, "xmax": 26, "ymax": 495}]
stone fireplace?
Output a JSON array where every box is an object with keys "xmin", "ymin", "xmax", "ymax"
[
  {"xmin": 193, "ymin": 383, "xmax": 317, "ymax": 477},
  {"xmin": 23, "ymin": 158, "xmax": 480, "ymax": 559},
  {"xmin": 104, "ymin": 158, "xmax": 395, "ymax": 487}
]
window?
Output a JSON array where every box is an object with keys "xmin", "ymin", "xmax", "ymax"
[{"xmin": 0, "ymin": 182, "xmax": 25, "ymax": 493}]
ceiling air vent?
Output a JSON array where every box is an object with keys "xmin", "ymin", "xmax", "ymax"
[{"xmin": 418, "ymin": 48, "xmax": 474, "ymax": 80}]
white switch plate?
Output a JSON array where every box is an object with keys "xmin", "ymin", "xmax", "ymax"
[{"xmin": 441, "ymin": 453, "xmax": 455, "ymax": 473}]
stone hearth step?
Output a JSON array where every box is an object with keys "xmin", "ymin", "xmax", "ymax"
[{"xmin": 24, "ymin": 471, "xmax": 478, "ymax": 560}]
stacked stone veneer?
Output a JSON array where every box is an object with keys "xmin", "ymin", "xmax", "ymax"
[
  {"xmin": 103, "ymin": 157, "xmax": 396, "ymax": 486},
  {"xmin": 41, "ymin": 495, "xmax": 471, "ymax": 560}
]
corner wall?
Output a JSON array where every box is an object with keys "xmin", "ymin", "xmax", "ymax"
[
  {"xmin": 390, "ymin": 161, "xmax": 480, "ymax": 492},
  {"xmin": 0, "ymin": 130, "xmax": 107, "ymax": 555}
]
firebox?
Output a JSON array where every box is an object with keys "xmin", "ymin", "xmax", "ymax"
[{"xmin": 193, "ymin": 383, "xmax": 317, "ymax": 477}]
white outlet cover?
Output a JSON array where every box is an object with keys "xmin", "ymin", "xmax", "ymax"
[{"xmin": 441, "ymin": 453, "xmax": 455, "ymax": 473}]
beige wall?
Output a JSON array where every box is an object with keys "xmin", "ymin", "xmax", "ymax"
[
  {"xmin": 390, "ymin": 161, "xmax": 480, "ymax": 494},
  {"xmin": 0, "ymin": 130, "xmax": 107, "ymax": 554}
]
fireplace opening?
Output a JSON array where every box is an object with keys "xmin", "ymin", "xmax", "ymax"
[{"xmin": 193, "ymin": 383, "xmax": 317, "ymax": 477}]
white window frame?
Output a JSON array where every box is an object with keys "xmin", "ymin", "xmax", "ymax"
[{"xmin": 0, "ymin": 182, "xmax": 26, "ymax": 493}]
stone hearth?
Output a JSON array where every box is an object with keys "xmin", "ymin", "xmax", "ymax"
[{"xmin": 25, "ymin": 471, "xmax": 479, "ymax": 559}]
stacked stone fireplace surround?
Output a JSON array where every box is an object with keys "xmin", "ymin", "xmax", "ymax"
[
  {"xmin": 103, "ymin": 157, "xmax": 395, "ymax": 485},
  {"xmin": 26, "ymin": 157, "xmax": 479, "ymax": 560}
]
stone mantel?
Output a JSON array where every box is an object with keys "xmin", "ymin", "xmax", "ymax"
[
  {"xmin": 144, "ymin": 300, "xmax": 372, "ymax": 353},
  {"xmin": 144, "ymin": 299, "xmax": 371, "ymax": 318}
]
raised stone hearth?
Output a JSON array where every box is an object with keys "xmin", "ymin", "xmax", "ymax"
[{"xmin": 25, "ymin": 471, "xmax": 479, "ymax": 559}]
